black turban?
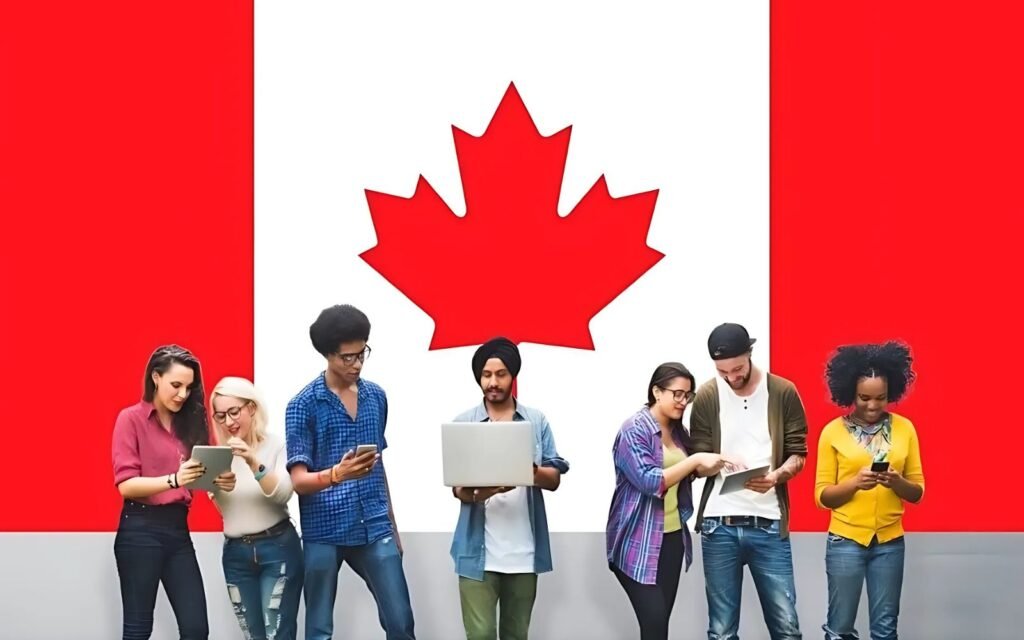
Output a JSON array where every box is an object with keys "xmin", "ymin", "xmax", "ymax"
[{"xmin": 472, "ymin": 337, "xmax": 521, "ymax": 381}]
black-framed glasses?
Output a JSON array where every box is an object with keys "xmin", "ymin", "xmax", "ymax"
[
  {"xmin": 659, "ymin": 387, "xmax": 696, "ymax": 403},
  {"xmin": 335, "ymin": 345, "xmax": 371, "ymax": 365},
  {"xmin": 212, "ymin": 402, "xmax": 250, "ymax": 424}
]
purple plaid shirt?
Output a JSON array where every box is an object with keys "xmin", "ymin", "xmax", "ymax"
[{"xmin": 606, "ymin": 407, "xmax": 694, "ymax": 584}]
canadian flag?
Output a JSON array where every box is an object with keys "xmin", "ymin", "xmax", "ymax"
[
  {"xmin": 254, "ymin": 1, "xmax": 768, "ymax": 533},
  {"xmin": 3, "ymin": 0, "xmax": 1021, "ymax": 560}
]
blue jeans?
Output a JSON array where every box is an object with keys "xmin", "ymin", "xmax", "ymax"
[
  {"xmin": 700, "ymin": 517, "xmax": 802, "ymax": 640},
  {"xmin": 113, "ymin": 501, "xmax": 209, "ymax": 640},
  {"xmin": 303, "ymin": 536, "xmax": 415, "ymax": 640},
  {"xmin": 222, "ymin": 520, "xmax": 304, "ymax": 640},
  {"xmin": 823, "ymin": 534, "xmax": 905, "ymax": 640}
]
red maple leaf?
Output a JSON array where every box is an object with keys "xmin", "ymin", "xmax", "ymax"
[{"xmin": 360, "ymin": 83, "xmax": 663, "ymax": 350}]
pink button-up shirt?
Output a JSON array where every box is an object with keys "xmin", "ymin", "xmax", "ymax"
[{"xmin": 111, "ymin": 401, "xmax": 193, "ymax": 505}]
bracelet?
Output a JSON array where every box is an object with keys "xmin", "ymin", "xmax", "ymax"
[
  {"xmin": 166, "ymin": 474, "xmax": 174, "ymax": 489},
  {"xmin": 171, "ymin": 472, "xmax": 179, "ymax": 489}
]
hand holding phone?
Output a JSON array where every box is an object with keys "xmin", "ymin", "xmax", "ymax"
[
  {"xmin": 854, "ymin": 467, "xmax": 881, "ymax": 490},
  {"xmin": 332, "ymin": 446, "xmax": 380, "ymax": 483},
  {"xmin": 870, "ymin": 460, "xmax": 889, "ymax": 473}
]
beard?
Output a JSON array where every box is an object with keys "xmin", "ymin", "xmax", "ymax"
[
  {"xmin": 727, "ymin": 370, "xmax": 751, "ymax": 390},
  {"xmin": 485, "ymin": 386, "xmax": 511, "ymax": 403}
]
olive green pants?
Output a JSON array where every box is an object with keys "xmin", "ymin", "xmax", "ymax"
[{"xmin": 458, "ymin": 572, "xmax": 538, "ymax": 640}]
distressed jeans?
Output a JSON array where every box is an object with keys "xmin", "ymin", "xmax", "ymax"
[
  {"xmin": 700, "ymin": 517, "xmax": 802, "ymax": 640},
  {"xmin": 222, "ymin": 520, "xmax": 304, "ymax": 640}
]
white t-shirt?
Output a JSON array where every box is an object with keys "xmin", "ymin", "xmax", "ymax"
[
  {"xmin": 484, "ymin": 487, "xmax": 535, "ymax": 573},
  {"xmin": 704, "ymin": 373, "xmax": 782, "ymax": 520},
  {"xmin": 214, "ymin": 433, "xmax": 294, "ymax": 538}
]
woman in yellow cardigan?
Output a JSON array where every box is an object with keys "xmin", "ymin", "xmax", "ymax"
[{"xmin": 815, "ymin": 342, "xmax": 924, "ymax": 640}]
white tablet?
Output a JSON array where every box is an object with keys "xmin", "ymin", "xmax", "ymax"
[
  {"xmin": 718, "ymin": 464, "xmax": 771, "ymax": 495},
  {"xmin": 189, "ymin": 445, "xmax": 234, "ymax": 492}
]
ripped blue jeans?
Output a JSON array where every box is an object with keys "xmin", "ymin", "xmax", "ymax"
[
  {"xmin": 222, "ymin": 520, "xmax": 304, "ymax": 640},
  {"xmin": 303, "ymin": 534, "xmax": 415, "ymax": 640},
  {"xmin": 700, "ymin": 517, "xmax": 802, "ymax": 639}
]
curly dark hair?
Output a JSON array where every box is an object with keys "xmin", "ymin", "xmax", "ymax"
[
  {"xmin": 142, "ymin": 345, "xmax": 209, "ymax": 449},
  {"xmin": 309, "ymin": 304, "xmax": 371, "ymax": 357},
  {"xmin": 825, "ymin": 341, "xmax": 916, "ymax": 407}
]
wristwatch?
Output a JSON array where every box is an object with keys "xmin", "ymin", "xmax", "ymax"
[{"xmin": 253, "ymin": 464, "xmax": 267, "ymax": 481}]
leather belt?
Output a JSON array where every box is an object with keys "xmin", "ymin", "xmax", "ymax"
[
  {"xmin": 230, "ymin": 519, "xmax": 291, "ymax": 544},
  {"xmin": 714, "ymin": 515, "xmax": 777, "ymax": 527}
]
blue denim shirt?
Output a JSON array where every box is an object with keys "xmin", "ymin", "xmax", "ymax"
[{"xmin": 449, "ymin": 400, "xmax": 569, "ymax": 580}]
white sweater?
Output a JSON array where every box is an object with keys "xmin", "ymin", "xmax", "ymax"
[{"xmin": 214, "ymin": 433, "xmax": 294, "ymax": 538}]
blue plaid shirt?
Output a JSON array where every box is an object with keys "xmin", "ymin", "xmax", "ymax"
[{"xmin": 285, "ymin": 373, "xmax": 392, "ymax": 546}]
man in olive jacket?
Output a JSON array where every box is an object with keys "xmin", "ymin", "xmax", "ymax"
[{"xmin": 690, "ymin": 323, "xmax": 808, "ymax": 640}]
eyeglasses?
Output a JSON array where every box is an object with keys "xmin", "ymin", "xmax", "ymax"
[
  {"xmin": 334, "ymin": 345, "xmax": 371, "ymax": 366},
  {"xmin": 212, "ymin": 403, "xmax": 249, "ymax": 424},
  {"xmin": 659, "ymin": 387, "xmax": 696, "ymax": 403}
]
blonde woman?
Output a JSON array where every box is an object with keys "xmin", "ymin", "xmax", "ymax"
[{"xmin": 209, "ymin": 377, "xmax": 303, "ymax": 640}]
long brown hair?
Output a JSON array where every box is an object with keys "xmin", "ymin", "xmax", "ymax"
[{"xmin": 142, "ymin": 345, "xmax": 209, "ymax": 449}]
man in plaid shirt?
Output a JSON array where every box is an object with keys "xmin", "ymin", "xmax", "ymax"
[{"xmin": 286, "ymin": 304, "xmax": 415, "ymax": 640}]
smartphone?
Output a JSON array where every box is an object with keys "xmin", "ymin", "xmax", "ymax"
[
  {"xmin": 355, "ymin": 444, "xmax": 378, "ymax": 456},
  {"xmin": 870, "ymin": 460, "xmax": 889, "ymax": 472}
]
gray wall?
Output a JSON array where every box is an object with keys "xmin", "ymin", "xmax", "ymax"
[{"xmin": 1, "ymin": 533, "xmax": 1018, "ymax": 639}]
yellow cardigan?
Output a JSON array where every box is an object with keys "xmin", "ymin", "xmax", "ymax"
[{"xmin": 814, "ymin": 413, "xmax": 924, "ymax": 545}]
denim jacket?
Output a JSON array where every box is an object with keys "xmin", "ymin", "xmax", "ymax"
[{"xmin": 448, "ymin": 400, "xmax": 569, "ymax": 580}]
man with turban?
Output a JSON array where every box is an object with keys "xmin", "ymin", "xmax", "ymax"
[{"xmin": 449, "ymin": 337, "xmax": 569, "ymax": 640}]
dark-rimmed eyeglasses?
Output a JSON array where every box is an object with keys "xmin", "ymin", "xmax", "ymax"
[
  {"xmin": 212, "ymin": 403, "xmax": 250, "ymax": 424},
  {"xmin": 658, "ymin": 387, "xmax": 696, "ymax": 403},
  {"xmin": 334, "ymin": 345, "xmax": 371, "ymax": 365}
]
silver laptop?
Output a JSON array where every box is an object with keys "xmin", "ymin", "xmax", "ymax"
[{"xmin": 441, "ymin": 421, "xmax": 535, "ymax": 487}]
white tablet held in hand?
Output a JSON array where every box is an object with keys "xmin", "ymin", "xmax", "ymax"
[
  {"xmin": 718, "ymin": 464, "xmax": 771, "ymax": 495},
  {"xmin": 189, "ymin": 445, "xmax": 233, "ymax": 492}
]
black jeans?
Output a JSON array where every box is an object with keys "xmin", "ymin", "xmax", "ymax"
[
  {"xmin": 613, "ymin": 529, "xmax": 685, "ymax": 640},
  {"xmin": 113, "ymin": 500, "xmax": 209, "ymax": 640}
]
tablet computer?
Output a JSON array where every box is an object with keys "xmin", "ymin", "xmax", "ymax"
[
  {"xmin": 190, "ymin": 445, "xmax": 233, "ymax": 492},
  {"xmin": 718, "ymin": 464, "xmax": 771, "ymax": 495}
]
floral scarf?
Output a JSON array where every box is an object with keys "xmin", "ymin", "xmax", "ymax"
[{"xmin": 843, "ymin": 413, "xmax": 892, "ymax": 463}]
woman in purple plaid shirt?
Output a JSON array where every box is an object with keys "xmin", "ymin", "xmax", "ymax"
[{"xmin": 606, "ymin": 362, "xmax": 738, "ymax": 640}]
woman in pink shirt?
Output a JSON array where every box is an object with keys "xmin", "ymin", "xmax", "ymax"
[{"xmin": 111, "ymin": 345, "xmax": 236, "ymax": 640}]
